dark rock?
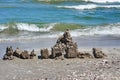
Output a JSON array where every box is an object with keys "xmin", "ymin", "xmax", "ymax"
[
  {"xmin": 20, "ymin": 50, "xmax": 30, "ymax": 59},
  {"xmin": 41, "ymin": 48, "xmax": 49, "ymax": 59},
  {"xmin": 92, "ymin": 48, "xmax": 107, "ymax": 58}
]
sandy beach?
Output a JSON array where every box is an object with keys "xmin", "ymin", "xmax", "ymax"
[
  {"xmin": 0, "ymin": 36, "xmax": 120, "ymax": 80},
  {"xmin": 0, "ymin": 46, "xmax": 120, "ymax": 80}
]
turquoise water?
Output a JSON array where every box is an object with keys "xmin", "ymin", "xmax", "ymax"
[{"xmin": 0, "ymin": 0, "xmax": 120, "ymax": 41}]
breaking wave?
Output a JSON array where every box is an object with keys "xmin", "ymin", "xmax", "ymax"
[
  {"xmin": 0, "ymin": 22, "xmax": 84, "ymax": 33},
  {"xmin": 1, "ymin": 22, "xmax": 120, "ymax": 36},
  {"xmin": 1, "ymin": 22, "xmax": 120, "ymax": 42},
  {"xmin": 84, "ymin": 0, "xmax": 120, "ymax": 3},
  {"xmin": 57, "ymin": 4, "xmax": 120, "ymax": 10},
  {"xmin": 0, "ymin": 23, "xmax": 57, "ymax": 32},
  {"xmin": 0, "ymin": 25, "xmax": 8, "ymax": 32},
  {"xmin": 1, "ymin": 0, "xmax": 120, "ymax": 4},
  {"xmin": 70, "ymin": 23, "xmax": 120, "ymax": 37},
  {"xmin": 16, "ymin": 23, "xmax": 56, "ymax": 32},
  {"xmin": 33, "ymin": 0, "xmax": 120, "ymax": 3}
]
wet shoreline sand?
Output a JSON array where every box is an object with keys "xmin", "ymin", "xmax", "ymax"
[{"xmin": 0, "ymin": 36, "xmax": 120, "ymax": 57}]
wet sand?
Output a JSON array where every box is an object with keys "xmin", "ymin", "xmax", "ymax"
[{"xmin": 0, "ymin": 36, "xmax": 120, "ymax": 57}]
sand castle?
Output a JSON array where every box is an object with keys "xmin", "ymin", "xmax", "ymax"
[{"xmin": 3, "ymin": 29, "xmax": 107, "ymax": 60}]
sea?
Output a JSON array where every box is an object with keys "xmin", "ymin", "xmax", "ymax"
[{"xmin": 0, "ymin": 0, "xmax": 120, "ymax": 41}]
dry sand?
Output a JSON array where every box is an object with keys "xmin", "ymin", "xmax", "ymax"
[{"xmin": 0, "ymin": 48, "xmax": 120, "ymax": 80}]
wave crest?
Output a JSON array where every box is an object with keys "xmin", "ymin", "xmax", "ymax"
[
  {"xmin": 16, "ymin": 23, "xmax": 57, "ymax": 32},
  {"xmin": 0, "ymin": 23, "xmax": 120, "ymax": 41},
  {"xmin": 0, "ymin": 25, "xmax": 8, "ymax": 32},
  {"xmin": 1, "ymin": 22, "xmax": 120, "ymax": 38},
  {"xmin": 33, "ymin": 0, "xmax": 120, "ymax": 3},
  {"xmin": 57, "ymin": 4, "xmax": 120, "ymax": 10},
  {"xmin": 71, "ymin": 23, "xmax": 120, "ymax": 37},
  {"xmin": 84, "ymin": 0, "xmax": 120, "ymax": 3},
  {"xmin": 0, "ymin": 23, "xmax": 57, "ymax": 32}
]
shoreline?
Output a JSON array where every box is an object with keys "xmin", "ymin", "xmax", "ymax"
[{"xmin": 0, "ymin": 36, "xmax": 120, "ymax": 58}]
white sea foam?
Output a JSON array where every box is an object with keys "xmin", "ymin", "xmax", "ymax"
[
  {"xmin": 33, "ymin": 0, "xmax": 120, "ymax": 3},
  {"xmin": 38, "ymin": 23, "xmax": 56, "ymax": 32},
  {"xmin": 57, "ymin": 4, "xmax": 97, "ymax": 10},
  {"xmin": 103, "ymin": 5, "xmax": 120, "ymax": 8},
  {"xmin": 0, "ymin": 23, "xmax": 57, "ymax": 32},
  {"xmin": 71, "ymin": 23, "xmax": 120, "ymax": 37},
  {"xmin": 16, "ymin": 23, "xmax": 56, "ymax": 32},
  {"xmin": 84, "ymin": 0, "xmax": 120, "ymax": 3},
  {"xmin": 57, "ymin": 4, "xmax": 120, "ymax": 10},
  {"xmin": 16, "ymin": 23, "xmax": 39, "ymax": 32},
  {"xmin": 0, "ymin": 25, "xmax": 8, "ymax": 31}
]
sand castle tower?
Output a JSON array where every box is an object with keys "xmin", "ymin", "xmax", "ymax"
[{"xmin": 51, "ymin": 29, "xmax": 78, "ymax": 58}]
